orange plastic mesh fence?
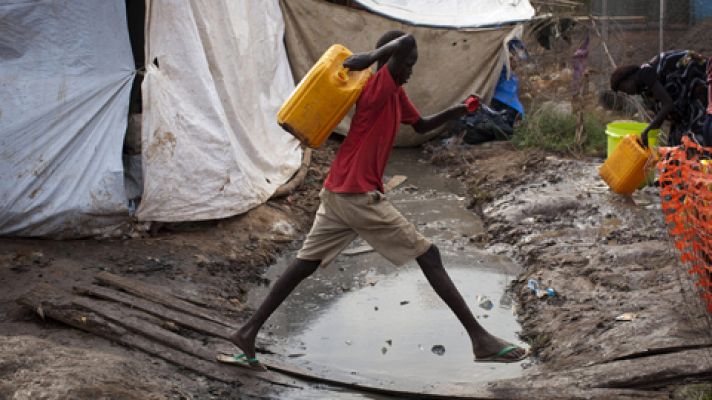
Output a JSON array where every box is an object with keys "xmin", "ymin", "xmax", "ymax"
[{"xmin": 658, "ymin": 136, "xmax": 712, "ymax": 312}]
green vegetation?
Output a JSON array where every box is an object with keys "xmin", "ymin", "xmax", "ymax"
[
  {"xmin": 673, "ymin": 384, "xmax": 712, "ymax": 400},
  {"xmin": 512, "ymin": 106, "xmax": 607, "ymax": 157}
]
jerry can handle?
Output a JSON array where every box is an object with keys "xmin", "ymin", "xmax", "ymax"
[{"xmin": 336, "ymin": 67, "xmax": 350, "ymax": 82}]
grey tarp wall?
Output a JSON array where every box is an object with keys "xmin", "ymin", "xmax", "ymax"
[
  {"xmin": 279, "ymin": 0, "xmax": 516, "ymax": 146},
  {"xmin": 0, "ymin": 0, "xmax": 134, "ymax": 237}
]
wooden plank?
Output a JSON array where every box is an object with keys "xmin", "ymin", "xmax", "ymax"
[
  {"xmin": 384, "ymin": 175, "xmax": 407, "ymax": 193},
  {"xmin": 261, "ymin": 356, "xmax": 661, "ymax": 400},
  {"xmin": 342, "ymin": 244, "xmax": 374, "ymax": 256},
  {"xmin": 94, "ymin": 272, "xmax": 238, "ymax": 329},
  {"xmin": 261, "ymin": 356, "xmax": 492, "ymax": 400},
  {"xmin": 17, "ymin": 284, "xmax": 239, "ymax": 383},
  {"xmin": 20, "ymin": 284, "xmax": 301, "ymax": 388},
  {"xmin": 71, "ymin": 297, "xmax": 301, "ymax": 388},
  {"xmin": 584, "ymin": 347, "xmax": 712, "ymax": 389},
  {"xmin": 73, "ymin": 296, "xmax": 219, "ymax": 361},
  {"xmin": 573, "ymin": 15, "xmax": 647, "ymax": 22},
  {"xmin": 75, "ymin": 284, "xmax": 235, "ymax": 340}
]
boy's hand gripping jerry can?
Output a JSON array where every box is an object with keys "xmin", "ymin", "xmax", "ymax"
[{"xmin": 277, "ymin": 44, "xmax": 372, "ymax": 148}]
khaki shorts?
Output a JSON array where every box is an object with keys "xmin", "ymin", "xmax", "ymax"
[{"xmin": 297, "ymin": 189, "xmax": 432, "ymax": 267}]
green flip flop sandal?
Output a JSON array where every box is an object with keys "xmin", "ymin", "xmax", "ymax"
[
  {"xmin": 216, "ymin": 352, "xmax": 267, "ymax": 371},
  {"xmin": 475, "ymin": 344, "xmax": 529, "ymax": 363}
]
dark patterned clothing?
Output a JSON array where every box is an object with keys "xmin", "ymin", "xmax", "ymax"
[
  {"xmin": 639, "ymin": 50, "xmax": 708, "ymax": 145},
  {"xmin": 704, "ymin": 115, "xmax": 712, "ymax": 147},
  {"xmin": 707, "ymin": 55, "xmax": 712, "ymax": 115}
]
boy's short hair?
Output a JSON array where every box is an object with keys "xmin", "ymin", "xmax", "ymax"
[
  {"xmin": 376, "ymin": 30, "xmax": 407, "ymax": 49},
  {"xmin": 610, "ymin": 65, "xmax": 640, "ymax": 91}
]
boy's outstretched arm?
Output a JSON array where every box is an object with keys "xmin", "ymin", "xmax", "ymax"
[
  {"xmin": 412, "ymin": 104, "xmax": 468, "ymax": 134},
  {"xmin": 343, "ymin": 34, "xmax": 416, "ymax": 73}
]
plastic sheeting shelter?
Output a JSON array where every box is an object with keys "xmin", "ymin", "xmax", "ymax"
[
  {"xmin": 0, "ymin": 0, "xmax": 301, "ymax": 237},
  {"xmin": 354, "ymin": 0, "xmax": 535, "ymax": 28},
  {"xmin": 280, "ymin": 0, "xmax": 530, "ymax": 147},
  {"xmin": 136, "ymin": 0, "xmax": 301, "ymax": 222},
  {"xmin": 0, "ymin": 0, "xmax": 135, "ymax": 238}
]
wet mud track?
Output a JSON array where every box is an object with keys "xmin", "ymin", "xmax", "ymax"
[
  {"xmin": 254, "ymin": 149, "xmax": 529, "ymax": 398},
  {"xmin": 431, "ymin": 142, "xmax": 712, "ymax": 398},
  {"xmin": 2, "ymin": 141, "xmax": 712, "ymax": 399}
]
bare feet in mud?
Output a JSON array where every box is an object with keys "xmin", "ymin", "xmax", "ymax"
[{"xmin": 473, "ymin": 335, "xmax": 528, "ymax": 362}]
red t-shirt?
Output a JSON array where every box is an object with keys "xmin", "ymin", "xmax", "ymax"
[{"xmin": 324, "ymin": 67, "xmax": 421, "ymax": 193}]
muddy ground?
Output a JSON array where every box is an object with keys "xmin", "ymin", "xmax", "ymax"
[
  {"xmin": 427, "ymin": 140, "xmax": 712, "ymax": 396},
  {"xmin": 0, "ymin": 147, "xmax": 340, "ymax": 399},
  {"xmin": 2, "ymin": 136, "xmax": 712, "ymax": 399}
]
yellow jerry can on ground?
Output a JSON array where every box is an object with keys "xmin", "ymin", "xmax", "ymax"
[
  {"xmin": 599, "ymin": 134, "xmax": 655, "ymax": 196},
  {"xmin": 277, "ymin": 44, "xmax": 372, "ymax": 148}
]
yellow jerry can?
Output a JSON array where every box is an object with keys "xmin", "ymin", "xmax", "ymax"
[
  {"xmin": 277, "ymin": 44, "xmax": 372, "ymax": 148},
  {"xmin": 599, "ymin": 134, "xmax": 654, "ymax": 196}
]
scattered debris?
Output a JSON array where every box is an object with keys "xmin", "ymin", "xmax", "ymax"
[
  {"xmin": 342, "ymin": 245, "xmax": 375, "ymax": 256},
  {"xmin": 477, "ymin": 295, "xmax": 494, "ymax": 310},
  {"xmin": 364, "ymin": 275, "xmax": 380, "ymax": 286},
  {"xmin": 431, "ymin": 345, "xmax": 446, "ymax": 356},
  {"xmin": 615, "ymin": 313, "xmax": 638, "ymax": 322},
  {"xmin": 499, "ymin": 292, "xmax": 513, "ymax": 308},
  {"xmin": 270, "ymin": 219, "xmax": 296, "ymax": 237},
  {"xmin": 527, "ymin": 279, "xmax": 556, "ymax": 299},
  {"xmin": 402, "ymin": 185, "xmax": 419, "ymax": 193}
]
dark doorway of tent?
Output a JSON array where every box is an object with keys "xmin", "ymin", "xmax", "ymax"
[{"xmin": 124, "ymin": 0, "xmax": 146, "ymax": 216}]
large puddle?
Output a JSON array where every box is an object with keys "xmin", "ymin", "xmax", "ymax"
[{"xmin": 251, "ymin": 149, "xmax": 527, "ymax": 396}]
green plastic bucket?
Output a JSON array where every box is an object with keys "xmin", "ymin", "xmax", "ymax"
[{"xmin": 606, "ymin": 121, "xmax": 659, "ymax": 158}]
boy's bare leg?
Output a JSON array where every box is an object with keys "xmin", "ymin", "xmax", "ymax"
[
  {"xmin": 230, "ymin": 258, "xmax": 320, "ymax": 358},
  {"xmin": 416, "ymin": 244, "xmax": 526, "ymax": 360}
]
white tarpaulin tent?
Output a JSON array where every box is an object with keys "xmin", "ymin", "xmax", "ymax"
[
  {"xmin": 353, "ymin": 0, "xmax": 536, "ymax": 28},
  {"xmin": 136, "ymin": 0, "xmax": 301, "ymax": 221},
  {"xmin": 0, "ymin": 0, "xmax": 301, "ymax": 237}
]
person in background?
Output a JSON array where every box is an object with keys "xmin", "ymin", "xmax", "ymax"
[
  {"xmin": 610, "ymin": 50, "xmax": 708, "ymax": 147},
  {"xmin": 459, "ymin": 39, "xmax": 527, "ymax": 145},
  {"xmin": 704, "ymin": 55, "xmax": 712, "ymax": 147}
]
